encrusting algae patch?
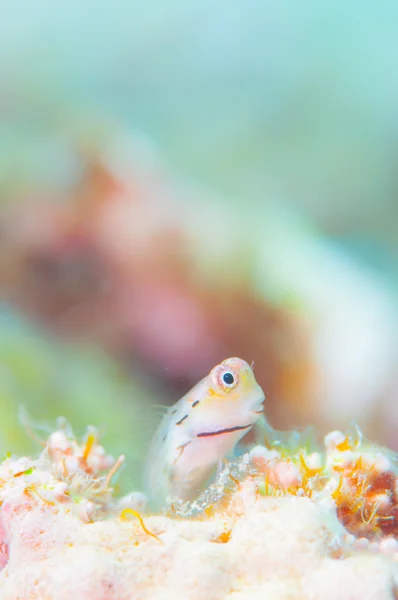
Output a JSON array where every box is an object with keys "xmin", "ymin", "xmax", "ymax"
[{"xmin": 0, "ymin": 416, "xmax": 397, "ymax": 599}]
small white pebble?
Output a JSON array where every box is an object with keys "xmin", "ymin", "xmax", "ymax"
[
  {"xmin": 53, "ymin": 482, "xmax": 69, "ymax": 501},
  {"xmin": 273, "ymin": 461, "xmax": 302, "ymax": 489},
  {"xmin": 250, "ymin": 445, "xmax": 280, "ymax": 464},
  {"xmin": 306, "ymin": 452, "xmax": 322, "ymax": 470},
  {"xmin": 368, "ymin": 542, "xmax": 380, "ymax": 553},
  {"xmin": 379, "ymin": 537, "xmax": 398, "ymax": 555},
  {"xmin": 324, "ymin": 431, "xmax": 346, "ymax": 450},
  {"xmin": 48, "ymin": 432, "xmax": 71, "ymax": 453},
  {"xmin": 353, "ymin": 537, "xmax": 370, "ymax": 550}
]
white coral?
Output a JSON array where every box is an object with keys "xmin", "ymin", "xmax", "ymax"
[{"xmin": 0, "ymin": 422, "xmax": 397, "ymax": 599}]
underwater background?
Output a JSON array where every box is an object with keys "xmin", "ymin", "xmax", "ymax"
[{"xmin": 1, "ymin": 0, "xmax": 397, "ymax": 489}]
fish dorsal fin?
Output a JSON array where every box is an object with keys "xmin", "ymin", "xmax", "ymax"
[{"xmin": 151, "ymin": 404, "xmax": 171, "ymax": 417}]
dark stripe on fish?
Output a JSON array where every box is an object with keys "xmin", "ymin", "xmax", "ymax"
[
  {"xmin": 176, "ymin": 414, "xmax": 189, "ymax": 426},
  {"xmin": 197, "ymin": 423, "xmax": 253, "ymax": 438},
  {"xmin": 192, "ymin": 400, "xmax": 200, "ymax": 408}
]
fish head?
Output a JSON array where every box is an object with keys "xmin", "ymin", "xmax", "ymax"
[{"xmin": 188, "ymin": 357, "xmax": 265, "ymax": 435}]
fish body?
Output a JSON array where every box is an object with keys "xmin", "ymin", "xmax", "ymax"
[{"xmin": 144, "ymin": 357, "xmax": 265, "ymax": 511}]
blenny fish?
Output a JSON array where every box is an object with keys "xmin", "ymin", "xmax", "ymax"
[{"xmin": 144, "ymin": 357, "xmax": 265, "ymax": 510}]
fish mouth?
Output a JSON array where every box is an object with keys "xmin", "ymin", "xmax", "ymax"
[{"xmin": 197, "ymin": 423, "xmax": 254, "ymax": 438}]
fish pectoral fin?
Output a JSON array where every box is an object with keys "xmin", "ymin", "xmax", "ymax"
[{"xmin": 171, "ymin": 441, "xmax": 191, "ymax": 465}]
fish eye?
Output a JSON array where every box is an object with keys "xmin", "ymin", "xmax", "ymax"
[
  {"xmin": 213, "ymin": 363, "xmax": 240, "ymax": 392},
  {"xmin": 222, "ymin": 372, "xmax": 235, "ymax": 386}
]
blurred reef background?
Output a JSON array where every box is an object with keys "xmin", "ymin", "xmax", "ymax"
[{"xmin": 1, "ymin": 1, "xmax": 398, "ymax": 488}]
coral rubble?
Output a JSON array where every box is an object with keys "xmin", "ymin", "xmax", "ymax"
[{"xmin": 0, "ymin": 420, "xmax": 397, "ymax": 599}]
